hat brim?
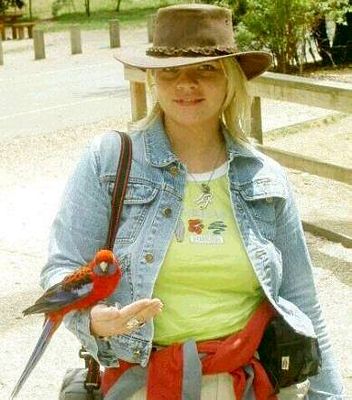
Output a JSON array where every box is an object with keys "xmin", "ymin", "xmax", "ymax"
[{"xmin": 114, "ymin": 46, "xmax": 272, "ymax": 80}]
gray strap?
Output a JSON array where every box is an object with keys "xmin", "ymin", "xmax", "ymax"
[
  {"xmin": 104, "ymin": 366, "xmax": 147, "ymax": 400},
  {"xmin": 243, "ymin": 364, "xmax": 256, "ymax": 400},
  {"xmin": 104, "ymin": 345, "xmax": 254, "ymax": 400},
  {"xmin": 182, "ymin": 341, "xmax": 202, "ymax": 400}
]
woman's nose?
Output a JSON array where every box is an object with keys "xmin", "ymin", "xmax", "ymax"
[{"xmin": 175, "ymin": 70, "xmax": 198, "ymax": 90}]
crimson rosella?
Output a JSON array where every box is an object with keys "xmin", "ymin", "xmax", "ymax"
[{"xmin": 10, "ymin": 249, "xmax": 122, "ymax": 399}]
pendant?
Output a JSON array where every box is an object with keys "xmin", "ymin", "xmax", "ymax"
[
  {"xmin": 194, "ymin": 184, "xmax": 212, "ymax": 209},
  {"xmin": 175, "ymin": 218, "xmax": 185, "ymax": 242},
  {"xmin": 201, "ymin": 183, "xmax": 210, "ymax": 194}
]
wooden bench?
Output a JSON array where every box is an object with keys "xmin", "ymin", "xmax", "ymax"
[
  {"xmin": 0, "ymin": 9, "xmax": 24, "ymax": 39},
  {"xmin": 11, "ymin": 21, "xmax": 36, "ymax": 39}
]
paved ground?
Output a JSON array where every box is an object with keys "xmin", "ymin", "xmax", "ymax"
[
  {"xmin": 0, "ymin": 27, "xmax": 338, "ymax": 139},
  {"xmin": 0, "ymin": 29, "xmax": 135, "ymax": 139},
  {"xmin": 0, "ymin": 27, "xmax": 351, "ymax": 399}
]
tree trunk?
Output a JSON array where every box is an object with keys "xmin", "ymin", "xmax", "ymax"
[
  {"xmin": 85, "ymin": 0, "xmax": 90, "ymax": 17},
  {"xmin": 28, "ymin": 0, "xmax": 32, "ymax": 19},
  {"xmin": 116, "ymin": 0, "xmax": 122, "ymax": 12},
  {"xmin": 276, "ymin": 51, "xmax": 287, "ymax": 73}
]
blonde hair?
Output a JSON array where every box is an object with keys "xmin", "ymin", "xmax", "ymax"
[{"xmin": 131, "ymin": 58, "xmax": 252, "ymax": 144}]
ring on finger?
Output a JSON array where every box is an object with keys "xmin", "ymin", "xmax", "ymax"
[{"xmin": 126, "ymin": 316, "xmax": 145, "ymax": 330}]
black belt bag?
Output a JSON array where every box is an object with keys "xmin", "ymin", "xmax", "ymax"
[{"xmin": 258, "ymin": 315, "xmax": 322, "ymax": 392}]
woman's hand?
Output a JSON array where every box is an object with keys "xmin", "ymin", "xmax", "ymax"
[{"xmin": 89, "ymin": 298, "xmax": 163, "ymax": 338}]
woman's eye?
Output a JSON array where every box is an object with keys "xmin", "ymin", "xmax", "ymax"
[
  {"xmin": 198, "ymin": 64, "xmax": 217, "ymax": 72},
  {"xmin": 162, "ymin": 67, "xmax": 178, "ymax": 73}
]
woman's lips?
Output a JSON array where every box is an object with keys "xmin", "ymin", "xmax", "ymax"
[{"xmin": 173, "ymin": 98, "xmax": 204, "ymax": 106}]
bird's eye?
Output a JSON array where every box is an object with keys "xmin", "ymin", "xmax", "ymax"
[{"xmin": 99, "ymin": 261, "xmax": 108, "ymax": 272}]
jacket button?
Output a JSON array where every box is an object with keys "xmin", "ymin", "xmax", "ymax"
[
  {"xmin": 144, "ymin": 253, "xmax": 154, "ymax": 263},
  {"xmin": 162, "ymin": 207, "xmax": 172, "ymax": 217},
  {"xmin": 133, "ymin": 348, "xmax": 141, "ymax": 360},
  {"xmin": 168, "ymin": 166, "xmax": 179, "ymax": 176}
]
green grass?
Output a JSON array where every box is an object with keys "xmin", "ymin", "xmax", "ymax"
[
  {"xmin": 36, "ymin": 7, "xmax": 162, "ymax": 32},
  {"xmin": 25, "ymin": 0, "xmax": 187, "ymax": 32}
]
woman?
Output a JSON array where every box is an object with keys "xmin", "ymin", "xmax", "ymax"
[{"xmin": 41, "ymin": 4, "xmax": 344, "ymax": 399}]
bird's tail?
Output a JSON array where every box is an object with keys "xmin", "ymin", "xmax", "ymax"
[{"xmin": 9, "ymin": 317, "xmax": 60, "ymax": 399}]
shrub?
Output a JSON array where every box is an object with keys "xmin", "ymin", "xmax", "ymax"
[
  {"xmin": 202, "ymin": 0, "xmax": 352, "ymax": 71},
  {"xmin": 0, "ymin": 0, "xmax": 25, "ymax": 14},
  {"xmin": 51, "ymin": 0, "xmax": 75, "ymax": 17}
]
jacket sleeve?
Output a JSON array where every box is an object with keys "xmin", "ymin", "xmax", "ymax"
[
  {"xmin": 40, "ymin": 133, "xmax": 121, "ymax": 367},
  {"xmin": 273, "ymin": 171, "xmax": 345, "ymax": 398}
]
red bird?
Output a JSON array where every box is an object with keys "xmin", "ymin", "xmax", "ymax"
[{"xmin": 10, "ymin": 249, "xmax": 122, "ymax": 399}]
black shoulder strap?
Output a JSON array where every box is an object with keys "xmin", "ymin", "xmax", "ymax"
[
  {"xmin": 105, "ymin": 131, "xmax": 132, "ymax": 250},
  {"xmin": 83, "ymin": 131, "xmax": 132, "ymax": 398}
]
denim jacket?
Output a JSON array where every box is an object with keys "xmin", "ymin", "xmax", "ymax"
[{"xmin": 40, "ymin": 118, "xmax": 344, "ymax": 398}]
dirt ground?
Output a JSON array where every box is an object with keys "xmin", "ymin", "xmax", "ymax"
[
  {"xmin": 265, "ymin": 113, "xmax": 352, "ymax": 238},
  {"xmin": 0, "ymin": 27, "xmax": 351, "ymax": 400}
]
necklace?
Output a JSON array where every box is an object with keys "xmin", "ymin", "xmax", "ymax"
[{"xmin": 187, "ymin": 144, "xmax": 225, "ymax": 210}]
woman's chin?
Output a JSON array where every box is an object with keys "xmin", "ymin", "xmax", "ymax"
[{"xmin": 168, "ymin": 113, "xmax": 217, "ymax": 129}]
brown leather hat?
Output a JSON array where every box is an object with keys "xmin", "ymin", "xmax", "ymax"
[{"xmin": 114, "ymin": 4, "xmax": 272, "ymax": 80}]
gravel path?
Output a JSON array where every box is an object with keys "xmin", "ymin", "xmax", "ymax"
[{"xmin": 0, "ymin": 28, "xmax": 351, "ymax": 399}]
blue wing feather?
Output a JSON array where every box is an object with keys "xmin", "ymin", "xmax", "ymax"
[{"xmin": 23, "ymin": 279, "xmax": 94, "ymax": 315}]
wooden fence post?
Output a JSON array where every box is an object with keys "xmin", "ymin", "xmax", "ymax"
[
  {"xmin": 33, "ymin": 29, "xmax": 45, "ymax": 60},
  {"xmin": 0, "ymin": 38, "xmax": 3, "ymax": 65},
  {"xmin": 70, "ymin": 25, "xmax": 82, "ymax": 55},
  {"xmin": 251, "ymin": 96, "xmax": 263, "ymax": 144},
  {"xmin": 130, "ymin": 81, "xmax": 147, "ymax": 121},
  {"xmin": 109, "ymin": 20, "xmax": 120, "ymax": 48},
  {"xmin": 0, "ymin": 23, "xmax": 5, "ymax": 41},
  {"xmin": 11, "ymin": 25, "xmax": 17, "ymax": 40},
  {"xmin": 17, "ymin": 25, "xmax": 25, "ymax": 40},
  {"xmin": 147, "ymin": 14, "xmax": 156, "ymax": 43}
]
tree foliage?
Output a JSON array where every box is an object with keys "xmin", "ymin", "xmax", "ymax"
[
  {"xmin": 51, "ymin": 0, "xmax": 75, "ymax": 17},
  {"xmin": 0, "ymin": 0, "xmax": 25, "ymax": 14},
  {"xmin": 51, "ymin": 0, "xmax": 124, "ymax": 17},
  {"xmin": 240, "ymin": 0, "xmax": 316, "ymax": 72},
  {"xmin": 202, "ymin": 0, "xmax": 352, "ymax": 71}
]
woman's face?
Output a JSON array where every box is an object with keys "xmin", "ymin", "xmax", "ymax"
[{"xmin": 154, "ymin": 61, "xmax": 227, "ymax": 128}]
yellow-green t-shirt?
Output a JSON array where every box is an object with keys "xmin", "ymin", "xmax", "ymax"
[{"xmin": 153, "ymin": 162, "xmax": 264, "ymax": 346}]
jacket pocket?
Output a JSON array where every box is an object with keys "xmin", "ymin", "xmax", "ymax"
[
  {"xmin": 107, "ymin": 177, "xmax": 159, "ymax": 244},
  {"xmin": 239, "ymin": 178, "xmax": 287, "ymax": 221},
  {"xmin": 238, "ymin": 178, "xmax": 287, "ymax": 241}
]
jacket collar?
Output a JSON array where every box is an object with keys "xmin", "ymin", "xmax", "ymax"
[
  {"xmin": 143, "ymin": 116, "xmax": 258, "ymax": 168},
  {"xmin": 144, "ymin": 117, "xmax": 178, "ymax": 167}
]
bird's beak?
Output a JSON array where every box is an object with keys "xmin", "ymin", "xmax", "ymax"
[{"xmin": 99, "ymin": 261, "xmax": 108, "ymax": 272}]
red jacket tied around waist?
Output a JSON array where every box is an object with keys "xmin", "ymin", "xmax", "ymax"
[{"xmin": 102, "ymin": 301, "xmax": 278, "ymax": 400}]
